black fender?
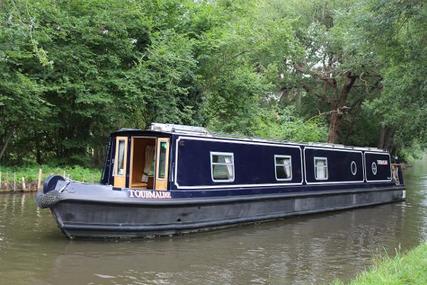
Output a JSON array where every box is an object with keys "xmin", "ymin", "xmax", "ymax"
[{"xmin": 43, "ymin": 175, "xmax": 65, "ymax": 194}]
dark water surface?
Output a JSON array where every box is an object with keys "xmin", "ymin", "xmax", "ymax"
[{"xmin": 1, "ymin": 157, "xmax": 426, "ymax": 285}]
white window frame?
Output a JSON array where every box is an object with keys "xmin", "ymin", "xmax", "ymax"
[
  {"xmin": 314, "ymin": 157, "xmax": 328, "ymax": 180},
  {"xmin": 274, "ymin": 155, "xmax": 292, "ymax": 181},
  {"xmin": 210, "ymin": 152, "xmax": 235, "ymax": 183}
]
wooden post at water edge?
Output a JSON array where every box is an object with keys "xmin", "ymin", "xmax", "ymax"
[
  {"xmin": 21, "ymin": 177, "xmax": 26, "ymax": 191},
  {"xmin": 37, "ymin": 169, "xmax": 43, "ymax": 191}
]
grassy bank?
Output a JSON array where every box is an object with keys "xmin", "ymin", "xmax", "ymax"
[
  {"xmin": 333, "ymin": 243, "xmax": 427, "ymax": 285},
  {"xmin": 0, "ymin": 165, "xmax": 101, "ymax": 192}
]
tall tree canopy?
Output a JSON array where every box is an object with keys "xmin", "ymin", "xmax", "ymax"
[{"xmin": 0, "ymin": 0, "xmax": 425, "ymax": 166}]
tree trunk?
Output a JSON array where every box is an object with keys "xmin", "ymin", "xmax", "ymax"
[
  {"xmin": 0, "ymin": 132, "xmax": 13, "ymax": 161},
  {"xmin": 378, "ymin": 124, "xmax": 387, "ymax": 149},
  {"xmin": 327, "ymin": 110, "xmax": 340, "ymax": 143},
  {"xmin": 36, "ymin": 144, "xmax": 42, "ymax": 164},
  {"xmin": 93, "ymin": 145, "xmax": 106, "ymax": 167},
  {"xmin": 378, "ymin": 125, "xmax": 394, "ymax": 150},
  {"xmin": 327, "ymin": 72, "xmax": 357, "ymax": 143},
  {"xmin": 384, "ymin": 129, "xmax": 395, "ymax": 151}
]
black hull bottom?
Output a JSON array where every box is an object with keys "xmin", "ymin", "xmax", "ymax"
[{"xmin": 51, "ymin": 187, "xmax": 405, "ymax": 239}]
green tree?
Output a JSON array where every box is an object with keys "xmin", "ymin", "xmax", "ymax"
[
  {"xmin": 0, "ymin": 0, "xmax": 424, "ymax": 166},
  {"xmin": 339, "ymin": 0, "xmax": 427, "ymax": 158}
]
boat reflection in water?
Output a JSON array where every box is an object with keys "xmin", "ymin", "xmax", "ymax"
[{"xmin": 36, "ymin": 123, "xmax": 405, "ymax": 239}]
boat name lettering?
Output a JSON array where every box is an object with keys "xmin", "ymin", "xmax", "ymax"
[
  {"xmin": 128, "ymin": 190, "xmax": 171, "ymax": 199},
  {"xmin": 377, "ymin": 160, "xmax": 388, "ymax": 165}
]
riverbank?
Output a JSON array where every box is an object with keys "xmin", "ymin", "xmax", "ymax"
[
  {"xmin": 0, "ymin": 165, "xmax": 101, "ymax": 192},
  {"xmin": 333, "ymin": 243, "xmax": 427, "ymax": 285}
]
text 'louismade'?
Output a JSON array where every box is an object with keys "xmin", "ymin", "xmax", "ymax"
[{"xmin": 128, "ymin": 190, "xmax": 171, "ymax": 199}]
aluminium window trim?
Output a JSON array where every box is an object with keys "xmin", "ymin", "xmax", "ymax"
[
  {"xmin": 210, "ymin": 152, "xmax": 235, "ymax": 183},
  {"xmin": 274, "ymin": 154, "xmax": 293, "ymax": 181},
  {"xmin": 314, "ymin": 156, "xmax": 328, "ymax": 180}
]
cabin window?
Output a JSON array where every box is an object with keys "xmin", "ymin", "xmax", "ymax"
[
  {"xmin": 275, "ymin": 155, "xmax": 292, "ymax": 181},
  {"xmin": 314, "ymin": 157, "xmax": 328, "ymax": 180},
  {"xmin": 210, "ymin": 152, "xmax": 235, "ymax": 182},
  {"xmin": 157, "ymin": 141, "xmax": 167, "ymax": 179},
  {"xmin": 351, "ymin": 161, "xmax": 357, "ymax": 176},
  {"xmin": 116, "ymin": 139, "xmax": 126, "ymax": 176}
]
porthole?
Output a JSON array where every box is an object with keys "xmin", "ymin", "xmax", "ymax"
[
  {"xmin": 371, "ymin": 162, "xmax": 378, "ymax": 175},
  {"xmin": 350, "ymin": 161, "xmax": 357, "ymax": 175}
]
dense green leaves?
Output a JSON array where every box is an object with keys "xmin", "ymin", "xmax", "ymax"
[
  {"xmin": 0, "ymin": 0, "xmax": 425, "ymax": 166},
  {"xmin": 338, "ymin": 0, "xmax": 427, "ymax": 158},
  {"xmin": 0, "ymin": 0, "xmax": 200, "ymax": 165}
]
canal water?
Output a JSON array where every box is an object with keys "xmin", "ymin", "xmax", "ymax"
[{"xmin": 0, "ymin": 157, "xmax": 426, "ymax": 285}]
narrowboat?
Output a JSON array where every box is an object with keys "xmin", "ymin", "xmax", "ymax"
[{"xmin": 36, "ymin": 123, "xmax": 405, "ymax": 239}]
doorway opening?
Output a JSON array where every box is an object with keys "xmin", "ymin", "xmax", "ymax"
[{"xmin": 130, "ymin": 137, "xmax": 156, "ymax": 189}]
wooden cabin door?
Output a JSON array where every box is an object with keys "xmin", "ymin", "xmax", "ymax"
[
  {"xmin": 155, "ymin": 138, "xmax": 170, "ymax": 191},
  {"xmin": 113, "ymin": 136, "xmax": 128, "ymax": 188}
]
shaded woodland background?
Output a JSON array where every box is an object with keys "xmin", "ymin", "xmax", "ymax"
[{"xmin": 0, "ymin": 0, "xmax": 426, "ymax": 167}]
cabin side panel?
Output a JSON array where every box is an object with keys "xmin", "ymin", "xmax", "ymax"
[
  {"xmin": 175, "ymin": 137, "xmax": 303, "ymax": 189},
  {"xmin": 304, "ymin": 148, "xmax": 364, "ymax": 184},
  {"xmin": 101, "ymin": 137, "xmax": 113, "ymax": 185},
  {"xmin": 364, "ymin": 152, "xmax": 392, "ymax": 182}
]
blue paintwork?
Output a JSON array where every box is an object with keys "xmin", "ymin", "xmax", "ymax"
[
  {"xmin": 304, "ymin": 148, "xmax": 364, "ymax": 183},
  {"xmin": 365, "ymin": 152, "xmax": 392, "ymax": 181},
  {"xmin": 174, "ymin": 137, "xmax": 302, "ymax": 188}
]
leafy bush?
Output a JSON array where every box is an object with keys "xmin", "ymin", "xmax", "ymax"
[{"xmin": 0, "ymin": 165, "xmax": 101, "ymax": 184}]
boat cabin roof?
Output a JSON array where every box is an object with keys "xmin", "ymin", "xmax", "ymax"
[{"xmin": 112, "ymin": 123, "xmax": 387, "ymax": 153}]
